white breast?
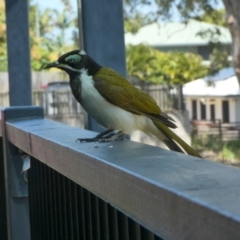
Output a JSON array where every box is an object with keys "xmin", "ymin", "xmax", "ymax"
[{"xmin": 79, "ymin": 69, "xmax": 159, "ymax": 135}]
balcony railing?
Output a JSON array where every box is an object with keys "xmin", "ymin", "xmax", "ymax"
[
  {"xmin": 0, "ymin": 85, "xmax": 183, "ymax": 118},
  {"xmin": 1, "ymin": 106, "xmax": 240, "ymax": 240},
  {"xmin": 192, "ymin": 119, "xmax": 240, "ymax": 141}
]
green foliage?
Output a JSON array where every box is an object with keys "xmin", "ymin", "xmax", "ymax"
[
  {"xmin": 126, "ymin": 44, "xmax": 208, "ymax": 84},
  {"xmin": 124, "ymin": 0, "xmax": 225, "ymax": 32},
  {"xmin": 222, "ymin": 145, "xmax": 235, "ymax": 160},
  {"xmin": 192, "ymin": 133, "xmax": 240, "ymax": 161},
  {"xmin": 125, "ymin": 12, "xmax": 152, "ymax": 34},
  {"xmin": 0, "ymin": 1, "xmax": 7, "ymax": 71},
  {"xmin": 195, "ymin": 9, "xmax": 226, "ymax": 27},
  {"xmin": 124, "ymin": 1, "xmax": 158, "ymax": 34},
  {"xmin": 29, "ymin": 1, "xmax": 76, "ymax": 70},
  {"xmin": 0, "ymin": 0, "xmax": 77, "ymax": 71},
  {"xmin": 209, "ymin": 48, "xmax": 230, "ymax": 75},
  {"xmin": 191, "ymin": 132, "xmax": 223, "ymax": 152},
  {"xmin": 223, "ymin": 140, "xmax": 240, "ymax": 161},
  {"xmin": 124, "ymin": 1, "xmax": 231, "ymax": 82}
]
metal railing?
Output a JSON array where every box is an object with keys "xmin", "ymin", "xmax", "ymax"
[
  {"xmin": 1, "ymin": 107, "xmax": 240, "ymax": 240},
  {"xmin": 192, "ymin": 119, "xmax": 240, "ymax": 141}
]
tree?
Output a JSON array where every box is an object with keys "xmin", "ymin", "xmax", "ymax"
[
  {"xmin": 195, "ymin": 8, "xmax": 226, "ymax": 27},
  {"xmin": 222, "ymin": 0, "xmax": 240, "ymax": 86},
  {"xmin": 127, "ymin": 44, "xmax": 208, "ymax": 84},
  {"xmin": 0, "ymin": 1, "xmax": 77, "ymax": 71},
  {"xmin": 0, "ymin": 1, "xmax": 7, "ymax": 71},
  {"xmin": 124, "ymin": 0, "xmax": 240, "ymax": 87}
]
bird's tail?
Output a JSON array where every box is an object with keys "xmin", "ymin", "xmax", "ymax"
[{"xmin": 152, "ymin": 120, "xmax": 202, "ymax": 158}]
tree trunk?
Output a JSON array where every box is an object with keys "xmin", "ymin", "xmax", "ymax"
[{"xmin": 222, "ymin": 0, "xmax": 240, "ymax": 88}]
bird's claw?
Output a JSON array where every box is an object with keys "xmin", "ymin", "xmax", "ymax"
[
  {"xmin": 75, "ymin": 138, "xmax": 97, "ymax": 143},
  {"xmin": 76, "ymin": 130, "xmax": 125, "ymax": 143}
]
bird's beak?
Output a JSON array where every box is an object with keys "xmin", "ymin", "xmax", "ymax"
[{"xmin": 44, "ymin": 60, "xmax": 63, "ymax": 69}]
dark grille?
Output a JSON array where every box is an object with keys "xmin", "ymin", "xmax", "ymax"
[{"xmin": 28, "ymin": 157, "xmax": 163, "ymax": 240}]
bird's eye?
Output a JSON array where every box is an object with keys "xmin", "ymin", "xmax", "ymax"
[{"xmin": 68, "ymin": 58, "xmax": 75, "ymax": 63}]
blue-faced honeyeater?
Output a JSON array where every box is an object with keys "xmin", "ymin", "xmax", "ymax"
[{"xmin": 44, "ymin": 50, "xmax": 201, "ymax": 158}]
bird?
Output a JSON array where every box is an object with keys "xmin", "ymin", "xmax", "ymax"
[{"xmin": 44, "ymin": 49, "xmax": 201, "ymax": 158}]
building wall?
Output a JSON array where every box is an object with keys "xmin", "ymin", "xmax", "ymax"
[
  {"xmin": 185, "ymin": 96, "xmax": 239, "ymax": 122},
  {"xmin": 215, "ymin": 98, "xmax": 222, "ymax": 120},
  {"xmin": 156, "ymin": 44, "xmax": 230, "ymax": 60},
  {"xmin": 234, "ymin": 97, "xmax": 240, "ymax": 122}
]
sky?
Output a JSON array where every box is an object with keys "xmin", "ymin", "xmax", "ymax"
[
  {"xmin": 33, "ymin": 0, "xmax": 224, "ymax": 18},
  {"xmin": 32, "ymin": 0, "xmax": 77, "ymax": 12},
  {"xmin": 30, "ymin": 0, "xmax": 225, "ymax": 44},
  {"xmin": 31, "ymin": 0, "xmax": 78, "ymax": 44}
]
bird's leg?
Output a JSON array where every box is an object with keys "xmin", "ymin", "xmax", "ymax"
[
  {"xmin": 76, "ymin": 130, "xmax": 126, "ymax": 143},
  {"xmin": 76, "ymin": 129, "xmax": 114, "ymax": 142},
  {"xmin": 98, "ymin": 131, "xmax": 126, "ymax": 142}
]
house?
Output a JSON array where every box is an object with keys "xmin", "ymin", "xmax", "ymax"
[
  {"xmin": 125, "ymin": 20, "xmax": 231, "ymax": 60},
  {"xmin": 183, "ymin": 68, "xmax": 240, "ymax": 125},
  {"xmin": 183, "ymin": 70, "xmax": 240, "ymax": 140},
  {"xmin": 125, "ymin": 20, "xmax": 239, "ymax": 140}
]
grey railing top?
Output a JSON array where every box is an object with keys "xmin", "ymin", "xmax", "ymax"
[{"xmin": 1, "ymin": 107, "xmax": 240, "ymax": 240}]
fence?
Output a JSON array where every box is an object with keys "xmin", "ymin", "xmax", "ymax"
[
  {"xmin": 140, "ymin": 85, "xmax": 181, "ymax": 111},
  {"xmin": 1, "ymin": 106, "xmax": 240, "ymax": 240},
  {"xmin": 0, "ymin": 84, "xmax": 183, "ymax": 116},
  {"xmin": 32, "ymin": 91, "xmax": 83, "ymax": 116},
  {"xmin": 192, "ymin": 119, "xmax": 240, "ymax": 141}
]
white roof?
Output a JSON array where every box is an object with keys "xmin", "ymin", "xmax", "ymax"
[
  {"xmin": 183, "ymin": 76, "xmax": 240, "ymax": 97},
  {"xmin": 125, "ymin": 20, "xmax": 231, "ymax": 47}
]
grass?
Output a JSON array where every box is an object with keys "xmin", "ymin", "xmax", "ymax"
[{"xmin": 191, "ymin": 132, "xmax": 240, "ymax": 162}]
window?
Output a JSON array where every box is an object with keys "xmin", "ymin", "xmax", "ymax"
[
  {"xmin": 200, "ymin": 102, "xmax": 206, "ymax": 120},
  {"xmin": 192, "ymin": 100, "xmax": 197, "ymax": 120},
  {"xmin": 222, "ymin": 100, "xmax": 229, "ymax": 123},
  {"xmin": 210, "ymin": 104, "xmax": 215, "ymax": 121}
]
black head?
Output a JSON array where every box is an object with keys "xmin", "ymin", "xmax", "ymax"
[{"xmin": 44, "ymin": 50, "xmax": 101, "ymax": 76}]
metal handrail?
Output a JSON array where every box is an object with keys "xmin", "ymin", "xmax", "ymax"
[{"xmin": 1, "ymin": 107, "xmax": 240, "ymax": 240}]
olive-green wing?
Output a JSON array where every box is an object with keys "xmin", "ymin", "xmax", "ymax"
[{"xmin": 94, "ymin": 67, "xmax": 177, "ymax": 128}]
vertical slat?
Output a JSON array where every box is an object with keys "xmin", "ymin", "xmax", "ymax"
[
  {"xmin": 47, "ymin": 167, "xmax": 55, "ymax": 240},
  {"xmin": 91, "ymin": 194, "xmax": 100, "ymax": 240},
  {"xmin": 57, "ymin": 172, "xmax": 64, "ymax": 239},
  {"xmin": 77, "ymin": 186, "xmax": 86, "ymax": 240},
  {"xmin": 155, "ymin": 234, "xmax": 164, "ymax": 240},
  {"xmin": 98, "ymin": 199, "xmax": 109, "ymax": 240},
  {"xmin": 147, "ymin": 232, "xmax": 155, "ymax": 240},
  {"xmin": 62, "ymin": 175, "xmax": 69, "ymax": 239},
  {"xmin": 66, "ymin": 178, "xmax": 74, "ymax": 239},
  {"xmin": 39, "ymin": 160, "xmax": 47, "ymax": 239},
  {"xmin": 36, "ymin": 159, "xmax": 43, "ymax": 239},
  {"xmin": 0, "ymin": 136, "xmax": 7, "ymax": 240},
  {"xmin": 28, "ymin": 157, "xmax": 34, "ymax": 239},
  {"xmin": 108, "ymin": 206, "xmax": 119, "ymax": 240},
  {"xmin": 71, "ymin": 182, "xmax": 80, "ymax": 240},
  {"xmin": 141, "ymin": 226, "xmax": 156, "ymax": 240},
  {"xmin": 43, "ymin": 164, "xmax": 51, "ymax": 239},
  {"xmin": 83, "ymin": 189, "xmax": 93, "ymax": 240},
  {"xmin": 49, "ymin": 169, "xmax": 58, "ymax": 239},
  {"xmin": 51, "ymin": 170, "xmax": 59, "ymax": 239},
  {"xmin": 54, "ymin": 172, "xmax": 62, "ymax": 239},
  {"xmin": 128, "ymin": 218, "xmax": 141, "ymax": 240},
  {"xmin": 118, "ymin": 211, "xmax": 129, "ymax": 240}
]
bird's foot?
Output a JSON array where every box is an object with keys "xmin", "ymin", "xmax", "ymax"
[
  {"xmin": 76, "ymin": 138, "xmax": 97, "ymax": 143},
  {"xmin": 97, "ymin": 132, "xmax": 125, "ymax": 142},
  {"xmin": 76, "ymin": 130, "xmax": 125, "ymax": 143}
]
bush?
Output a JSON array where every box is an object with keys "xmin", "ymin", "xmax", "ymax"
[{"xmin": 192, "ymin": 134, "xmax": 240, "ymax": 162}]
